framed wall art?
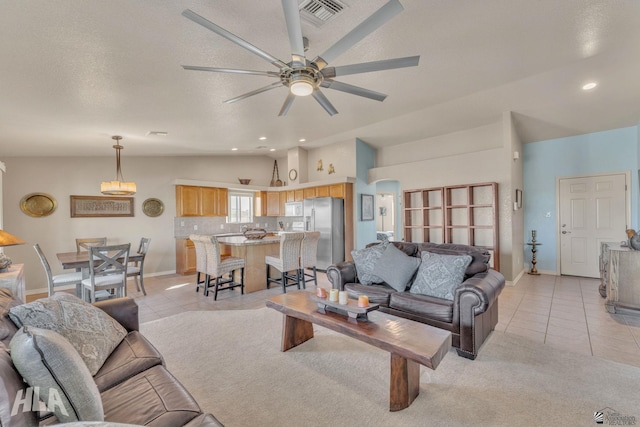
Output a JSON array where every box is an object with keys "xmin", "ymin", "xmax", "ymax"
[
  {"xmin": 361, "ymin": 194, "xmax": 374, "ymax": 221},
  {"xmin": 70, "ymin": 195, "xmax": 134, "ymax": 218}
]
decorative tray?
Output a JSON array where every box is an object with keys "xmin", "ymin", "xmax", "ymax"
[
  {"xmin": 142, "ymin": 198, "xmax": 164, "ymax": 217},
  {"xmin": 243, "ymin": 228, "xmax": 267, "ymax": 240},
  {"xmin": 20, "ymin": 193, "xmax": 57, "ymax": 217},
  {"xmin": 310, "ymin": 294, "xmax": 379, "ymax": 322}
]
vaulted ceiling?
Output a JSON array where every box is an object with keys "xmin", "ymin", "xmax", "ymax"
[{"xmin": 1, "ymin": 0, "xmax": 639, "ymax": 158}]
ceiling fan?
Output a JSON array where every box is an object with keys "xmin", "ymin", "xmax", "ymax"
[{"xmin": 181, "ymin": 0, "xmax": 419, "ymax": 116}]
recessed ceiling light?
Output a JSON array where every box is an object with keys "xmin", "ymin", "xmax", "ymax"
[
  {"xmin": 259, "ymin": 136, "xmax": 267, "ymax": 140},
  {"xmin": 231, "ymin": 148, "xmax": 238, "ymax": 151},
  {"xmin": 299, "ymin": 138, "xmax": 306, "ymax": 142},
  {"xmin": 146, "ymin": 131, "xmax": 168, "ymax": 136},
  {"xmin": 269, "ymin": 148, "xmax": 276, "ymax": 152},
  {"xmin": 582, "ymin": 82, "xmax": 597, "ymax": 90},
  {"xmin": 256, "ymin": 145, "xmax": 267, "ymax": 149}
]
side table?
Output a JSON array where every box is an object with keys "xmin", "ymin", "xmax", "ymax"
[{"xmin": 0, "ymin": 263, "xmax": 25, "ymax": 301}]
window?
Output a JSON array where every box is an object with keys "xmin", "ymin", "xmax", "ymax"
[{"xmin": 228, "ymin": 191, "xmax": 254, "ymax": 223}]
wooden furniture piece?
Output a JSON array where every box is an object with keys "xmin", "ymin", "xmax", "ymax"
[
  {"xmin": 81, "ymin": 244, "xmax": 130, "ymax": 303},
  {"xmin": 599, "ymin": 242, "xmax": 640, "ymax": 314},
  {"xmin": 57, "ymin": 250, "xmax": 143, "ymax": 282},
  {"xmin": 176, "ymin": 185, "xmax": 228, "ymax": 217},
  {"xmin": 266, "ymin": 291, "xmax": 451, "ymax": 411},
  {"xmin": 217, "ymin": 235, "xmax": 281, "ymax": 293},
  {"xmin": 0, "ymin": 263, "xmax": 25, "ymax": 302},
  {"xmin": 266, "ymin": 232, "xmax": 305, "ymax": 293},
  {"xmin": 126, "ymin": 237, "xmax": 151, "ymax": 295},
  {"xmin": 76, "ymin": 237, "xmax": 107, "ymax": 253},
  {"xmin": 33, "ymin": 244, "xmax": 83, "ymax": 296},
  {"xmin": 176, "ymin": 238, "xmax": 196, "ymax": 275},
  {"xmin": 403, "ymin": 182, "xmax": 499, "ymax": 271}
]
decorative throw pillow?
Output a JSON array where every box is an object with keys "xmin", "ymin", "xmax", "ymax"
[
  {"xmin": 9, "ymin": 293, "xmax": 126, "ymax": 375},
  {"xmin": 351, "ymin": 242, "xmax": 388, "ymax": 285},
  {"xmin": 372, "ymin": 243, "xmax": 421, "ymax": 292},
  {"xmin": 9, "ymin": 326, "xmax": 104, "ymax": 423},
  {"xmin": 410, "ymin": 251, "xmax": 472, "ymax": 300}
]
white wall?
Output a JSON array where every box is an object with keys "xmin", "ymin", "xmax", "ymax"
[
  {"xmin": 2, "ymin": 155, "xmax": 280, "ymax": 293},
  {"xmin": 304, "ymin": 141, "xmax": 356, "ymax": 182}
]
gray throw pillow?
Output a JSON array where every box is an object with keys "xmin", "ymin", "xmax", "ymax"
[
  {"xmin": 351, "ymin": 242, "xmax": 388, "ymax": 285},
  {"xmin": 410, "ymin": 251, "xmax": 472, "ymax": 300},
  {"xmin": 9, "ymin": 293, "xmax": 126, "ymax": 375},
  {"xmin": 9, "ymin": 326, "xmax": 104, "ymax": 423},
  {"xmin": 372, "ymin": 243, "xmax": 420, "ymax": 292}
]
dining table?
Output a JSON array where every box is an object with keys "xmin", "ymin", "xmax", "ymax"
[{"xmin": 56, "ymin": 250, "xmax": 143, "ymax": 297}]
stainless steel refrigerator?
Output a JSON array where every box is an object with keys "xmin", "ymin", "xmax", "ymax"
[{"xmin": 303, "ymin": 197, "xmax": 344, "ymax": 270}]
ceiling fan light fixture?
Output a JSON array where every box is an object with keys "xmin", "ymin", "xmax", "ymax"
[{"xmin": 290, "ymin": 74, "xmax": 315, "ymax": 96}]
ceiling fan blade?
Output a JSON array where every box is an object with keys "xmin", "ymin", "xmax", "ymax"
[
  {"xmin": 281, "ymin": 0, "xmax": 306, "ymax": 63},
  {"xmin": 182, "ymin": 65, "xmax": 280, "ymax": 77},
  {"xmin": 312, "ymin": 90, "xmax": 338, "ymax": 116},
  {"xmin": 321, "ymin": 80, "xmax": 387, "ymax": 102},
  {"xmin": 224, "ymin": 82, "xmax": 283, "ymax": 104},
  {"xmin": 321, "ymin": 56, "xmax": 419, "ymax": 78},
  {"xmin": 182, "ymin": 9, "xmax": 287, "ymax": 69},
  {"xmin": 313, "ymin": 0, "xmax": 403, "ymax": 69},
  {"xmin": 278, "ymin": 93, "xmax": 296, "ymax": 116}
]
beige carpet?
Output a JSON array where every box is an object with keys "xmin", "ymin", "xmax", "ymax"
[{"xmin": 140, "ymin": 308, "xmax": 640, "ymax": 427}]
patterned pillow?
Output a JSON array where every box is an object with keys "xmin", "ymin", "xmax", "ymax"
[
  {"xmin": 372, "ymin": 243, "xmax": 421, "ymax": 292},
  {"xmin": 10, "ymin": 326, "xmax": 104, "ymax": 422},
  {"xmin": 9, "ymin": 293, "xmax": 126, "ymax": 375},
  {"xmin": 410, "ymin": 251, "xmax": 472, "ymax": 300},
  {"xmin": 351, "ymin": 242, "xmax": 388, "ymax": 285}
]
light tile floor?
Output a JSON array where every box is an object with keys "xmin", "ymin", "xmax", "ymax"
[{"xmin": 119, "ymin": 271, "xmax": 640, "ymax": 369}]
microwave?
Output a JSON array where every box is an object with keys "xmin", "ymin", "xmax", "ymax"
[{"xmin": 285, "ymin": 202, "xmax": 303, "ymax": 217}]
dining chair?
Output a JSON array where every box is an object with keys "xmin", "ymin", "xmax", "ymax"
[
  {"xmin": 76, "ymin": 237, "xmax": 107, "ymax": 253},
  {"xmin": 189, "ymin": 234, "xmax": 208, "ymax": 293},
  {"xmin": 299, "ymin": 231, "xmax": 321, "ymax": 289},
  {"xmin": 126, "ymin": 237, "xmax": 151, "ymax": 296},
  {"xmin": 266, "ymin": 232, "xmax": 304, "ymax": 293},
  {"xmin": 33, "ymin": 244, "xmax": 83, "ymax": 297},
  {"xmin": 81, "ymin": 243, "xmax": 130, "ymax": 303},
  {"xmin": 201, "ymin": 235, "xmax": 245, "ymax": 300}
]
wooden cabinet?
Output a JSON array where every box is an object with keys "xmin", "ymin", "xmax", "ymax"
[
  {"xmin": 176, "ymin": 185, "xmax": 228, "ymax": 217},
  {"xmin": 315, "ymin": 185, "xmax": 330, "ymax": 198},
  {"xmin": 176, "ymin": 239, "xmax": 196, "ymax": 275},
  {"xmin": 329, "ymin": 183, "xmax": 345, "ymax": 198},
  {"xmin": 266, "ymin": 191, "xmax": 281, "ymax": 216},
  {"xmin": 255, "ymin": 191, "xmax": 267, "ymax": 216},
  {"xmin": 286, "ymin": 190, "xmax": 295, "ymax": 202},
  {"xmin": 294, "ymin": 189, "xmax": 304, "ymax": 201},
  {"xmin": 303, "ymin": 187, "xmax": 316, "ymax": 199},
  {"xmin": 403, "ymin": 182, "xmax": 499, "ymax": 271},
  {"xmin": 279, "ymin": 192, "xmax": 287, "ymax": 216}
]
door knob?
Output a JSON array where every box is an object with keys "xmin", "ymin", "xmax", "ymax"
[{"xmin": 562, "ymin": 231, "xmax": 571, "ymax": 234}]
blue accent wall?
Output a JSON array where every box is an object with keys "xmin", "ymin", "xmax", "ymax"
[
  {"xmin": 523, "ymin": 126, "xmax": 639, "ymax": 273},
  {"xmin": 355, "ymin": 138, "xmax": 377, "ymax": 249}
]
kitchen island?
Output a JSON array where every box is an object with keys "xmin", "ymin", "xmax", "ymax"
[{"xmin": 217, "ymin": 235, "xmax": 281, "ymax": 294}]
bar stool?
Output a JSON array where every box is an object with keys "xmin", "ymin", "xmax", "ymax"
[
  {"xmin": 299, "ymin": 231, "xmax": 320, "ymax": 289},
  {"xmin": 189, "ymin": 234, "xmax": 208, "ymax": 293},
  {"xmin": 202, "ymin": 235, "xmax": 245, "ymax": 300},
  {"xmin": 266, "ymin": 232, "xmax": 304, "ymax": 293}
]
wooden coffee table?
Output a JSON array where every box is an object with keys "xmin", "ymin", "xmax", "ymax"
[{"xmin": 266, "ymin": 291, "xmax": 452, "ymax": 411}]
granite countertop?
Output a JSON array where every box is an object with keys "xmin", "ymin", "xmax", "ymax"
[{"xmin": 216, "ymin": 235, "xmax": 280, "ymax": 246}]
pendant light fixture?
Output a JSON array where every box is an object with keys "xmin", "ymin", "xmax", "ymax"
[{"xmin": 101, "ymin": 135, "xmax": 136, "ymax": 195}]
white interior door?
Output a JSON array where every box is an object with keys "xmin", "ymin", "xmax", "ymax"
[{"xmin": 559, "ymin": 173, "xmax": 628, "ymax": 278}]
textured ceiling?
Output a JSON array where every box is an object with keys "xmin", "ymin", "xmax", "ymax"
[{"xmin": 0, "ymin": 0, "xmax": 639, "ymax": 158}]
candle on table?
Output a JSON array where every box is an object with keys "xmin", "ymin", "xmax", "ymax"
[
  {"xmin": 358, "ymin": 295, "xmax": 369, "ymax": 308},
  {"xmin": 329, "ymin": 289, "xmax": 339, "ymax": 302},
  {"xmin": 338, "ymin": 291, "xmax": 348, "ymax": 305},
  {"xmin": 316, "ymin": 287, "xmax": 327, "ymax": 298}
]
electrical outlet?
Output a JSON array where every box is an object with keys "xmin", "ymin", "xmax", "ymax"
[
  {"xmin": 220, "ymin": 224, "xmax": 225, "ymax": 230},
  {"xmin": 180, "ymin": 221, "xmax": 185, "ymax": 227},
  {"xmin": 194, "ymin": 225, "xmax": 198, "ymax": 230},
  {"xmin": 546, "ymin": 212, "xmax": 551, "ymax": 218}
]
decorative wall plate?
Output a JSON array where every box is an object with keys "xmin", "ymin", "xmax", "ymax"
[
  {"xmin": 20, "ymin": 193, "xmax": 57, "ymax": 217},
  {"xmin": 142, "ymin": 198, "xmax": 164, "ymax": 217}
]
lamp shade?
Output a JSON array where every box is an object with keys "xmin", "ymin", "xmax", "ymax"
[{"xmin": 0, "ymin": 230, "xmax": 25, "ymax": 247}]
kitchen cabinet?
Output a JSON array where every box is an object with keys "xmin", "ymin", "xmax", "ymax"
[
  {"xmin": 329, "ymin": 184, "xmax": 345, "ymax": 199},
  {"xmin": 303, "ymin": 187, "xmax": 316, "ymax": 199},
  {"xmin": 286, "ymin": 190, "xmax": 295, "ymax": 202},
  {"xmin": 294, "ymin": 189, "xmax": 304, "ymax": 201},
  {"xmin": 176, "ymin": 185, "xmax": 228, "ymax": 217},
  {"xmin": 176, "ymin": 239, "xmax": 196, "ymax": 275},
  {"xmin": 266, "ymin": 191, "xmax": 280, "ymax": 216},
  {"xmin": 279, "ymin": 192, "xmax": 287, "ymax": 216},
  {"xmin": 255, "ymin": 191, "xmax": 267, "ymax": 216},
  {"xmin": 315, "ymin": 186, "xmax": 329, "ymax": 198}
]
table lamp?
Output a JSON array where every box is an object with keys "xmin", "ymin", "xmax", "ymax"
[{"xmin": 0, "ymin": 230, "xmax": 26, "ymax": 272}]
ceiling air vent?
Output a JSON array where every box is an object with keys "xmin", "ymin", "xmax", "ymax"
[{"xmin": 299, "ymin": 0, "xmax": 347, "ymax": 27}]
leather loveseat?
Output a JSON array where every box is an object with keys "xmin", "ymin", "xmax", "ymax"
[
  {"xmin": 0, "ymin": 288, "xmax": 222, "ymax": 426},
  {"xmin": 326, "ymin": 242, "xmax": 505, "ymax": 360}
]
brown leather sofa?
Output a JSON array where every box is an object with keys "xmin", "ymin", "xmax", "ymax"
[
  {"xmin": 0, "ymin": 288, "xmax": 222, "ymax": 426},
  {"xmin": 326, "ymin": 242, "xmax": 505, "ymax": 360}
]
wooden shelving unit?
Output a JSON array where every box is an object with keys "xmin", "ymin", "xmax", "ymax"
[{"xmin": 403, "ymin": 182, "xmax": 499, "ymax": 271}]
